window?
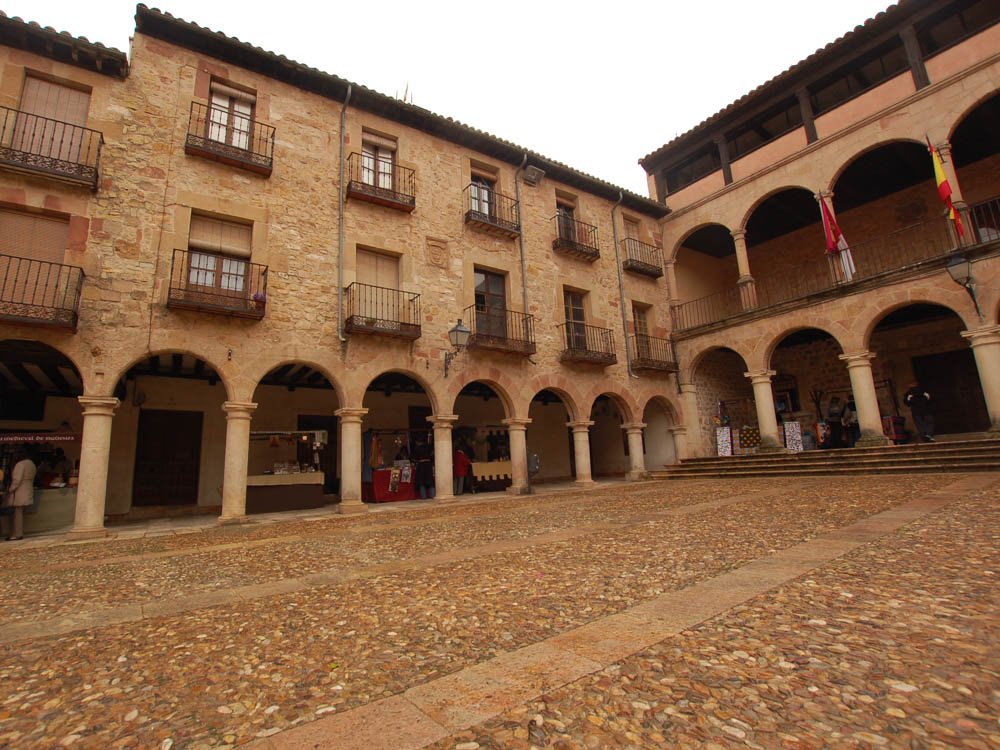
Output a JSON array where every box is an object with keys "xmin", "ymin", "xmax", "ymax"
[
  {"xmin": 470, "ymin": 174, "xmax": 495, "ymax": 217},
  {"xmin": 188, "ymin": 214, "xmax": 252, "ymax": 296},
  {"xmin": 355, "ymin": 248, "xmax": 402, "ymax": 323},
  {"xmin": 808, "ymin": 39, "xmax": 909, "ymax": 115},
  {"xmin": 207, "ymin": 81, "xmax": 255, "ymax": 151},
  {"xmin": 564, "ymin": 289, "xmax": 587, "ymax": 349},
  {"xmin": 665, "ymin": 145, "xmax": 722, "ymax": 194},
  {"xmin": 556, "ymin": 202, "xmax": 576, "ymax": 242},
  {"xmin": 361, "ymin": 131, "xmax": 397, "ymax": 190},
  {"xmin": 633, "ymin": 302, "xmax": 651, "ymax": 359},
  {"xmin": 474, "ymin": 268, "xmax": 506, "ymax": 338},
  {"xmin": 0, "ymin": 209, "xmax": 70, "ymax": 309},
  {"xmin": 918, "ymin": 0, "xmax": 998, "ymax": 55},
  {"xmin": 16, "ymin": 76, "xmax": 90, "ymax": 162},
  {"xmin": 356, "ymin": 248, "xmax": 400, "ymax": 289},
  {"xmin": 725, "ymin": 97, "xmax": 803, "ymax": 160},
  {"xmin": 623, "ymin": 217, "xmax": 640, "ymax": 241}
]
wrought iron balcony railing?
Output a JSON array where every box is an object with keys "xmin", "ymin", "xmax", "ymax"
[
  {"xmin": 166, "ymin": 249, "xmax": 268, "ymax": 320},
  {"xmin": 970, "ymin": 195, "xmax": 1000, "ymax": 244},
  {"xmin": 559, "ymin": 322, "xmax": 616, "ymax": 365},
  {"xmin": 621, "ymin": 238, "xmax": 664, "ymax": 278},
  {"xmin": 552, "ymin": 215, "xmax": 600, "ymax": 261},
  {"xmin": 346, "ymin": 152, "xmax": 416, "ymax": 212},
  {"xmin": 0, "ymin": 254, "xmax": 84, "ymax": 330},
  {"xmin": 184, "ymin": 101, "xmax": 275, "ymax": 176},
  {"xmin": 0, "ymin": 106, "xmax": 102, "ymax": 189},
  {"xmin": 630, "ymin": 334, "xmax": 678, "ymax": 373},
  {"xmin": 463, "ymin": 304, "xmax": 535, "ymax": 355},
  {"xmin": 345, "ymin": 282, "xmax": 421, "ymax": 340},
  {"xmin": 463, "ymin": 184, "xmax": 520, "ymax": 237}
]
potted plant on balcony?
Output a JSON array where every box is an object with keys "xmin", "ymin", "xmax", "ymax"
[{"xmin": 251, "ymin": 292, "xmax": 266, "ymax": 310}]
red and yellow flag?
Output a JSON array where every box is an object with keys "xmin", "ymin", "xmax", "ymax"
[{"xmin": 927, "ymin": 139, "xmax": 965, "ymax": 238}]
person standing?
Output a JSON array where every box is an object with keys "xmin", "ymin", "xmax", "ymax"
[
  {"xmin": 453, "ymin": 446, "xmax": 471, "ymax": 496},
  {"xmin": 904, "ymin": 381, "xmax": 934, "ymax": 442},
  {"xmin": 411, "ymin": 435, "xmax": 435, "ymax": 499},
  {"xmin": 842, "ymin": 398, "xmax": 860, "ymax": 448},
  {"xmin": 4, "ymin": 449, "xmax": 36, "ymax": 541}
]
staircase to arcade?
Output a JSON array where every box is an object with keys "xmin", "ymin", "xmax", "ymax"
[{"xmin": 651, "ymin": 438, "xmax": 1000, "ymax": 479}]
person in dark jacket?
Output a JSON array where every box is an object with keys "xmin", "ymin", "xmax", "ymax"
[
  {"xmin": 903, "ymin": 381, "xmax": 934, "ymax": 442},
  {"xmin": 411, "ymin": 435, "xmax": 435, "ymax": 499}
]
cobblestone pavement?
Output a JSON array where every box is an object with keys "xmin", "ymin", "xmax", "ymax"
[{"xmin": 0, "ymin": 475, "xmax": 994, "ymax": 749}]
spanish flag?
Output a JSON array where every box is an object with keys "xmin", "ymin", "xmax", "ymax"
[{"xmin": 927, "ymin": 139, "xmax": 965, "ymax": 238}]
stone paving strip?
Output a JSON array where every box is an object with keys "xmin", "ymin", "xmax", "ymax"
[
  {"xmin": 424, "ymin": 480, "xmax": 1000, "ymax": 750},
  {"xmin": 249, "ymin": 473, "xmax": 998, "ymax": 750},
  {"xmin": 0, "ymin": 487, "xmax": 781, "ymax": 642},
  {"xmin": 0, "ymin": 475, "xmax": 959, "ymax": 748}
]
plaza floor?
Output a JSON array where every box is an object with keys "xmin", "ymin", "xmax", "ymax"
[{"xmin": 0, "ymin": 474, "xmax": 996, "ymax": 749}]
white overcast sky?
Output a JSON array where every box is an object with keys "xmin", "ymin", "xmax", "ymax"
[{"xmin": 12, "ymin": 0, "xmax": 893, "ymax": 195}]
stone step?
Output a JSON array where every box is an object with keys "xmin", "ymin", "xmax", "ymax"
[
  {"xmin": 652, "ymin": 463, "xmax": 1000, "ymax": 479},
  {"xmin": 679, "ymin": 439, "xmax": 999, "ymax": 466}
]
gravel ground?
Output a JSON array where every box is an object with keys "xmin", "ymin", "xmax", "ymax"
[{"xmin": 0, "ymin": 474, "xmax": 977, "ymax": 749}]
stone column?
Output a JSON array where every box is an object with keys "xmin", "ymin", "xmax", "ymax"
[
  {"xmin": 679, "ymin": 383, "xmax": 703, "ymax": 457},
  {"xmin": 667, "ymin": 425, "xmax": 688, "ymax": 462},
  {"xmin": 67, "ymin": 396, "xmax": 119, "ymax": 539},
  {"xmin": 219, "ymin": 401, "xmax": 257, "ymax": 523},
  {"xmin": 429, "ymin": 414, "xmax": 458, "ymax": 501},
  {"xmin": 838, "ymin": 353, "xmax": 890, "ymax": 447},
  {"xmin": 731, "ymin": 230, "xmax": 756, "ymax": 310},
  {"xmin": 335, "ymin": 407, "xmax": 368, "ymax": 514},
  {"xmin": 502, "ymin": 417, "xmax": 532, "ymax": 495},
  {"xmin": 567, "ymin": 420, "xmax": 595, "ymax": 484},
  {"xmin": 622, "ymin": 422, "xmax": 647, "ymax": 480},
  {"xmin": 936, "ymin": 141, "xmax": 971, "ymax": 246},
  {"xmin": 663, "ymin": 259, "xmax": 678, "ymax": 302},
  {"xmin": 744, "ymin": 370, "xmax": 784, "ymax": 451},
  {"xmin": 961, "ymin": 325, "xmax": 1000, "ymax": 434}
]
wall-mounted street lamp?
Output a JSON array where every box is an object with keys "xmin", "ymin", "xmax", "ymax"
[
  {"xmin": 443, "ymin": 318, "xmax": 471, "ymax": 377},
  {"xmin": 946, "ymin": 251, "xmax": 983, "ymax": 319}
]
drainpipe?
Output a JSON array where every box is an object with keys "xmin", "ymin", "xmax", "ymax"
[
  {"xmin": 514, "ymin": 153, "xmax": 530, "ymax": 320},
  {"xmin": 337, "ymin": 83, "xmax": 353, "ymax": 343},
  {"xmin": 611, "ymin": 191, "xmax": 636, "ymax": 377}
]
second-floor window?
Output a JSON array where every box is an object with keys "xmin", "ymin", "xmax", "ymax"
[
  {"xmin": 16, "ymin": 75, "xmax": 90, "ymax": 162},
  {"xmin": 557, "ymin": 202, "xmax": 576, "ymax": 242},
  {"xmin": 208, "ymin": 81, "xmax": 255, "ymax": 151},
  {"xmin": 361, "ymin": 132, "xmax": 397, "ymax": 190},
  {"xmin": 470, "ymin": 174, "xmax": 495, "ymax": 217},
  {"xmin": 188, "ymin": 214, "xmax": 252, "ymax": 295},
  {"xmin": 623, "ymin": 217, "xmax": 640, "ymax": 241},
  {"xmin": 564, "ymin": 289, "xmax": 587, "ymax": 349},
  {"xmin": 474, "ymin": 268, "xmax": 506, "ymax": 337}
]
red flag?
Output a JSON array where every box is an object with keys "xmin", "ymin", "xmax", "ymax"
[
  {"xmin": 927, "ymin": 139, "xmax": 965, "ymax": 238},
  {"xmin": 819, "ymin": 195, "xmax": 856, "ymax": 281}
]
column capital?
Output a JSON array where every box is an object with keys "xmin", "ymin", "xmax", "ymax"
[
  {"xmin": 335, "ymin": 407, "xmax": 368, "ymax": 423},
  {"xmin": 737, "ymin": 274, "xmax": 755, "ymax": 285},
  {"xmin": 961, "ymin": 324, "xmax": 1000, "ymax": 347},
  {"xmin": 77, "ymin": 395, "xmax": 120, "ymax": 416},
  {"xmin": 566, "ymin": 420, "xmax": 595, "ymax": 432},
  {"xmin": 621, "ymin": 422, "xmax": 647, "ymax": 433},
  {"xmin": 814, "ymin": 190, "xmax": 833, "ymax": 202},
  {"xmin": 838, "ymin": 351, "xmax": 876, "ymax": 367},
  {"xmin": 427, "ymin": 414, "xmax": 459, "ymax": 428},
  {"xmin": 501, "ymin": 417, "xmax": 532, "ymax": 431},
  {"xmin": 666, "ymin": 425, "xmax": 687, "ymax": 435},
  {"xmin": 679, "ymin": 382, "xmax": 697, "ymax": 394},
  {"xmin": 730, "ymin": 229, "xmax": 746, "ymax": 242},
  {"xmin": 744, "ymin": 369, "xmax": 776, "ymax": 385},
  {"xmin": 222, "ymin": 400, "xmax": 257, "ymax": 419},
  {"xmin": 936, "ymin": 140, "xmax": 953, "ymax": 158}
]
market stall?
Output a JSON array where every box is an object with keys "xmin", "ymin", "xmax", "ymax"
[
  {"xmin": 246, "ymin": 430, "xmax": 328, "ymax": 513},
  {"xmin": 0, "ymin": 431, "xmax": 80, "ymax": 534}
]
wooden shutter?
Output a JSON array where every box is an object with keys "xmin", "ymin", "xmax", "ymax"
[
  {"xmin": 0, "ymin": 210, "xmax": 69, "ymax": 263},
  {"xmin": 188, "ymin": 215, "xmax": 252, "ymax": 258},
  {"xmin": 19, "ymin": 77, "xmax": 90, "ymax": 126},
  {"xmin": 624, "ymin": 218, "xmax": 640, "ymax": 240},
  {"xmin": 0, "ymin": 210, "xmax": 70, "ymax": 308},
  {"xmin": 356, "ymin": 249, "xmax": 399, "ymax": 289}
]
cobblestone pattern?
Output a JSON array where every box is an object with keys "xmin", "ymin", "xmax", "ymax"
[
  {"xmin": 431, "ymin": 486, "xmax": 999, "ymax": 750},
  {"xmin": 0, "ymin": 476, "xmax": 947, "ymax": 748}
]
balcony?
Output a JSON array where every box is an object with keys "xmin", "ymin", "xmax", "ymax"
[
  {"xmin": 345, "ymin": 282, "xmax": 421, "ymax": 340},
  {"xmin": 166, "ymin": 249, "xmax": 268, "ymax": 320},
  {"xmin": 464, "ymin": 304, "xmax": 535, "ymax": 355},
  {"xmin": 463, "ymin": 184, "xmax": 520, "ymax": 238},
  {"xmin": 559, "ymin": 322, "xmax": 616, "ymax": 366},
  {"xmin": 0, "ymin": 106, "xmax": 102, "ymax": 189},
  {"xmin": 630, "ymin": 334, "xmax": 678, "ymax": 373},
  {"xmin": 346, "ymin": 152, "xmax": 416, "ymax": 212},
  {"xmin": 552, "ymin": 215, "xmax": 600, "ymax": 261},
  {"xmin": 672, "ymin": 210, "xmax": 987, "ymax": 333},
  {"xmin": 0, "ymin": 254, "xmax": 84, "ymax": 331},
  {"xmin": 184, "ymin": 102, "xmax": 274, "ymax": 176},
  {"xmin": 621, "ymin": 238, "xmax": 664, "ymax": 278}
]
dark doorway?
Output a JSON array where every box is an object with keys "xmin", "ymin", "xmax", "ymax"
[
  {"xmin": 132, "ymin": 409, "xmax": 202, "ymax": 506},
  {"xmin": 297, "ymin": 415, "xmax": 338, "ymax": 495},
  {"xmin": 911, "ymin": 350, "xmax": 989, "ymax": 434},
  {"xmin": 408, "ymin": 405, "xmax": 432, "ymax": 434}
]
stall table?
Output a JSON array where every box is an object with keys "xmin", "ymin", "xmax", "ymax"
[
  {"xmin": 246, "ymin": 473, "xmax": 325, "ymax": 513},
  {"xmin": 363, "ymin": 466, "xmax": 416, "ymax": 502}
]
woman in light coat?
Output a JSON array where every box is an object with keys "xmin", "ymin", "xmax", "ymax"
[{"xmin": 5, "ymin": 449, "xmax": 36, "ymax": 540}]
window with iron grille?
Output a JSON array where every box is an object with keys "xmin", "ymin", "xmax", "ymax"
[{"xmin": 207, "ymin": 81, "xmax": 255, "ymax": 151}]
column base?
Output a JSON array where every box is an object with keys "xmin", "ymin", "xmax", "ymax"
[
  {"xmin": 506, "ymin": 484, "xmax": 531, "ymax": 496},
  {"xmin": 758, "ymin": 444, "xmax": 789, "ymax": 454},
  {"xmin": 65, "ymin": 526, "xmax": 109, "ymax": 541},
  {"xmin": 337, "ymin": 500, "xmax": 368, "ymax": 515},
  {"xmin": 626, "ymin": 470, "xmax": 650, "ymax": 481},
  {"xmin": 217, "ymin": 514, "xmax": 249, "ymax": 526},
  {"xmin": 856, "ymin": 434, "xmax": 891, "ymax": 448},
  {"xmin": 574, "ymin": 478, "xmax": 596, "ymax": 486}
]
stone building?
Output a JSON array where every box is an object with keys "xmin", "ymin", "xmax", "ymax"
[
  {"xmin": 0, "ymin": 6, "xmax": 677, "ymax": 537},
  {"xmin": 640, "ymin": 0, "xmax": 1000, "ymax": 456}
]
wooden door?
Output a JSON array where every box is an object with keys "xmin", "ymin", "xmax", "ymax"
[{"xmin": 132, "ymin": 410, "xmax": 203, "ymax": 506}]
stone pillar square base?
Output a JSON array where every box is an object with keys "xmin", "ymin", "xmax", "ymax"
[
  {"xmin": 64, "ymin": 527, "xmax": 110, "ymax": 541},
  {"xmin": 337, "ymin": 501, "xmax": 368, "ymax": 515},
  {"xmin": 217, "ymin": 515, "xmax": 250, "ymax": 526},
  {"xmin": 506, "ymin": 485, "xmax": 531, "ymax": 496},
  {"xmin": 856, "ymin": 434, "xmax": 891, "ymax": 448}
]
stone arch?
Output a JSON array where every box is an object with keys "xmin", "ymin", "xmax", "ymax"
[
  {"xmin": 361, "ymin": 367, "xmax": 441, "ymax": 415},
  {"xmin": 642, "ymin": 394, "xmax": 681, "ymax": 469},
  {"xmin": 827, "ymin": 137, "xmax": 929, "ymax": 197},
  {"xmin": 947, "ymin": 87, "xmax": 1000, "ymax": 144},
  {"xmin": 642, "ymin": 394, "xmax": 681, "ymax": 423},
  {"xmin": 111, "ymin": 348, "xmax": 233, "ymax": 402},
  {"xmin": 249, "ymin": 358, "xmax": 344, "ymax": 407},
  {"xmin": 583, "ymin": 388, "xmax": 637, "ymax": 424},
  {"xmin": 521, "ymin": 377, "xmax": 581, "ymax": 422},
  {"xmin": 0, "ymin": 338, "xmax": 86, "ymax": 395},
  {"xmin": 762, "ymin": 324, "xmax": 848, "ymax": 370},
  {"xmin": 738, "ymin": 184, "xmax": 816, "ymax": 233},
  {"xmin": 861, "ymin": 296, "xmax": 974, "ymax": 350},
  {"xmin": 447, "ymin": 375, "xmax": 516, "ymax": 420},
  {"xmin": 671, "ymin": 222, "xmax": 735, "ymax": 262},
  {"xmin": 684, "ymin": 342, "xmax": 752, "ymax": 385}
]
